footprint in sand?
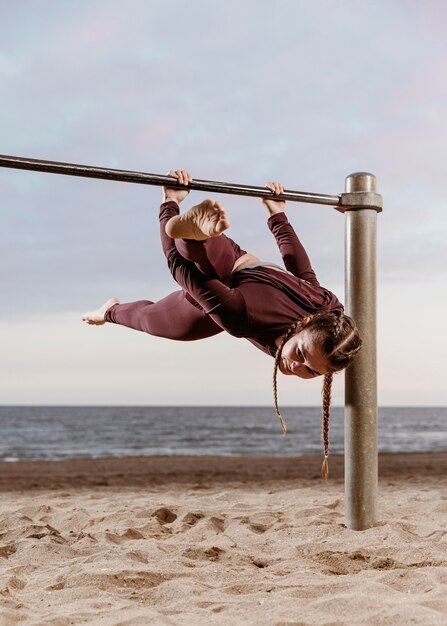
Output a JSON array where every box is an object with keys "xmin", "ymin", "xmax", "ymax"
[
  {"xmin": 127, "ymin": 550, "xmax": 149, "ymax": 564},
  {"xmin": 248, "ymin": 522, "xmax": 269, "ymax": 534},
  {"xmin": 93, "ymin": 570, "xmax": 172, "ymax": 591},
  {"xmin": 305, "ymin": 549, "xmax": 413, "ymax": 575},
  {"xmin": 182, "ymin": 512, "xmax": 205, "ymax": 525},
  {"xmin": 305, "ymin": 549, "xmax": 373, "ymax": 575},
  {"xmin": 182, "ymin": 546, "xmax": 225, "ymax": 562},
  {"xmin": 251, "ymin": 557, "xmax": 269, "ymax": 568},
  {"xmin": 237, "ymin": 513, "xmax": 279, "ymax": 534},
  {"xmin": 179, "ymin": 512, "xmax": 228, "ymax": 533},
  {"xmin": 153, "ymin": 508, "xmax": 177, "ymax": 524},
  {"xmin": 8, "ymin": 576, "xmax": 26, "ymax": 590},
  {"xmin": 25, "ymin": 523, "xmax": 66, "ymax": 543},
  {"xmin": 72, "ymin": 531, "xmax": 98, "ymax": 543},
  {"xmin": 209, "ymin": 516, "xmax": 228, "ymax": 532},
  {"xmin": 105, "ymin": 528, "xmax": 145, "ymax": 544},
  {"xmin": 0, "ymin": 544, "xmax": 17, "ymax": 559},
  {"xmin": 178, "ymin": 511, "xmax": 205, "ymax": 533}
]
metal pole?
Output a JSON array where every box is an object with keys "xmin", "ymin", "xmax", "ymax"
[
  {"xmin": 339, "ymin": 173, "xmax": 382, "ymax": 530},
  {"xmin": 0, "ymin": 154, "xmax": 340, "ymax": 207}
]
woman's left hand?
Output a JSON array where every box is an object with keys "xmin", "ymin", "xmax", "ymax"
[{"xmin": 262, "ymin": 182, "xmax": 286, "ymax": 216}]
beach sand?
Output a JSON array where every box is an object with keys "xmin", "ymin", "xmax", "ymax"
[{"xmin": 1, "ymin": 452, "xmax": 446, "ymax": 625}]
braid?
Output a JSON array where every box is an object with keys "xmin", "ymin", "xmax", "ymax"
[
  {"xmin": 273, "ymin": 320, "xmax": 301, "ymax": 433},
  {"xmin": 271, "ymin": 309, "xmax": 362, "ymax": 481},
  {"xmin": 327, "ymin": 309, "xmax": 362, "ymax": 369},
  {"xmin": 321, "ymin": 373, "xmax": 333, "ymax": 480},
  {"xmin": 332, "ymin": 310, "xmax": 343, "ymax": 342}
]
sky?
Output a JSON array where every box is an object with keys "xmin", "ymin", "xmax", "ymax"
[{"xmin": 1, "ymin": 0, "xmax": 446, "ymax": 406}]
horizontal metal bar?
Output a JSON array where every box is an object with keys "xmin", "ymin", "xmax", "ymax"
[{"xmin": 0, "ymin": 154, "xmax": 342, "ymax": 207}]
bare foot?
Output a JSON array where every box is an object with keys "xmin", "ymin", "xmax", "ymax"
[
  {"xmin": 165, "ymin": 199, "xmax": 230, "ymax": 240},
  {"xmin": 82, "ymin": 297, "xmax": 120, "ymax": 325}
]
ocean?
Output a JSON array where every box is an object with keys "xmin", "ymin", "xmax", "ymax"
[{"xmin": 0, "ymin": 406, "xmax": 445, "ymax": 462}]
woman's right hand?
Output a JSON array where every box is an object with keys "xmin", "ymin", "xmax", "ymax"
[
  {"xmin": 163, "ymin": 169, "xmax": 193, "ymax": 204},
  {"xmin": 262, "ymin": 181, "xmax": 286, "ymax": 216}
]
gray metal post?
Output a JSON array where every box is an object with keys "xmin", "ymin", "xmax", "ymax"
[{"xmin": 339, "ymin": 173, "xmax": 382, "ymax": 530}]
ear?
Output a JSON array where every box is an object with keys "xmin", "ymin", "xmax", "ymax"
[{"xmin": 300, "ymin": 317, "xmax": 311, "ymax": 329}]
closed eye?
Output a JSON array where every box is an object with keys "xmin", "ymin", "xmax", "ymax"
[
  {"xmin": 301, "ymin": 346, "xmax": 322, "ymax": 377},
  {"xmin": 307, "ymin": 367, "xmax": 320, "ymax": 377},
  {"xmin": 297, "ymin": 349, "xmax": 317, "ymax": 375}
]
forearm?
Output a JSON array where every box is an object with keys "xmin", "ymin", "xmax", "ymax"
[
  {"xmin": 268, "ymin": 212, "xmax": 319, "ymax": 286},
  {"xmin": 163, "ymin": 191, "xmax": 181, "ymax": 204},
  {"xmin": 265, "ymin": 206, "xmax": 285, "ymax": 218}
]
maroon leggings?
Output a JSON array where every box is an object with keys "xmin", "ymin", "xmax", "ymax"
[{"xmin": 105, "ymin": 202, "xmax": 247, "ymax": 340}]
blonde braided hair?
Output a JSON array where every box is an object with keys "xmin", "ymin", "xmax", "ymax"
[{"xmin": 272, "ymin": 309, "xmax": 362, "ymax": 480}]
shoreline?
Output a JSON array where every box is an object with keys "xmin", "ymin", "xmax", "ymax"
[{"xmin": 1, "ymin": 451, "xmax": 446, "ymax": 491}]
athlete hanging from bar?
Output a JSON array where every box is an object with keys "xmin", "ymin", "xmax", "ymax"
[{"xmin": 82, "ymin": 170, "xmax": 362, "ymax": 478}]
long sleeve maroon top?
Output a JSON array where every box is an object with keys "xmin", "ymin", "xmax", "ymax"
[{"xmin": 161, "ymin": 202, "xmax": 343, "ymax": 357}]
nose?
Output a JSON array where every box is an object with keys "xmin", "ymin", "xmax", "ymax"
[
  {"xmin": 289, "ymin": 360, "xmax": 302, "ymax": 374},
  {"xmin": 290, "ymin": 353, "xmax": 305, "ymax": 370}
]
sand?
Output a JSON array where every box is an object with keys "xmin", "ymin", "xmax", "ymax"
[{"xmin": 1, "ymin": 452, "xmax": 446, "ymax": 626}]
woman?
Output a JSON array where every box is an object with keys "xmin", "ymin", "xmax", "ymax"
[{"xmin": 83, "ymin": 170, "xmax": 362, "ymax": 478}]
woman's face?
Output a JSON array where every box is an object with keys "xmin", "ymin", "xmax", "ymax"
[{"xmin": 278, "ymin": 327, "xmax": 331, "ymax": 379}]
